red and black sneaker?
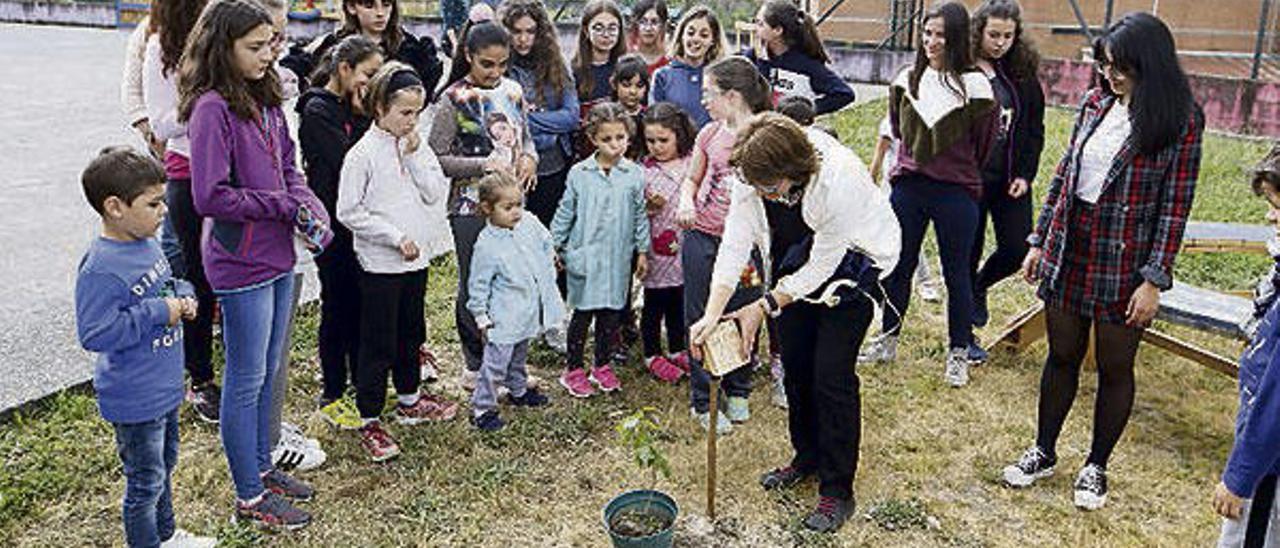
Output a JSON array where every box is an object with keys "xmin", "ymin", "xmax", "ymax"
[
  {"xmin": 261, "ymin": 468, "xmax": 313, "ymax": 501},
  {"xmin": 759, "ymin": 465, "xmax": 811, "ymax": 491},
  {"xmin": 186, "ymin": 382, "xmax": 220, "ymax": 424},
  {"xmin": 234, "ymin": 492, "xmax": 311, "ymax": 531},
  {"xmin": 802, "ymin": 495, "xmax": 855, "ymax": 533}
]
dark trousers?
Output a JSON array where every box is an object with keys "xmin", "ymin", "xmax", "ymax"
[
  {"xmin": 451, "ymin": 215, "xmax": 486, "ymax": 372},
  {"xmin": 1245, "ymin": 475, "xmax": 1279, "ymax": 548},
  {"xmin": 567, "ymin": 308, "xmax": 622, "ymax": 370},
  {"xmin": 971, "ymin": 177, "xmax": 1033, "ymax": 295},
  {"xmin": 778, "ymin": 295, "xmax": 872, "ymax": 501},
  {"xmin": 883, "ymin": 175, "xmax": 979, "ymax": 349},
  {"xmin": 641, "ymin": 286, "xmax": 686, "ymax": 358},
  {"xmin": 315, "ymin": 242, "xmax": 362, "ymax": 401},
  {"xmin": 113, "ymin": 405, "xmax": 179, "ymax": 548},
  {"xmin": 1034, "ymin": 306, "xmax": 1143, "ymax": 467},
  {"xmin": 355, "ymin": 269, "xmax": 427, "ymax": 418},
  {"xmin": 164, "ymin": 178, "xmax": 215, "ymax": 386},
  {"xmin": 526, "ymin": 166, "xmax": 568, "ymax": 228},
  {"xmin": 683, "ymin": 229, "xmax": 760, "ymax": 413}
]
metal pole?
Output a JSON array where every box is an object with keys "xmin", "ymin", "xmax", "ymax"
[
  {"xmin": 1104, "ymin": 0, "xmax": 1115, "ymax": 28},
  {"xmin": 1252, "ymin": 0, "xmax": 1274, "ymax": 80},
  {"xmin": 1066, "ymin": 0, "xmax": 1094, "ymax": 42}
]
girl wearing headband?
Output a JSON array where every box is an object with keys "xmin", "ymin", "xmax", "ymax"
[{"xmin": 338, "ymin": 62, "xmax": 460, "ymax": 462}]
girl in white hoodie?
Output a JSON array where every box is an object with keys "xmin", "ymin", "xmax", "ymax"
[{"xmin": 337, "ymin": 62, "xmax": 459, "ymax": 462}]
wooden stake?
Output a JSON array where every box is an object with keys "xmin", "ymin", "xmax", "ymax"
[{"xmin": 707, "ymin": 375, "xmax": 719, "ymax": 521}]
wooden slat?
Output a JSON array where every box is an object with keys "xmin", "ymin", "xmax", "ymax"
[
  {"xmin": 1140, "ymin": 329, "xmax": 1240, "ymax": 377},
  {"xmin": 988, "ymin": 303, "xmax": 1046, "ymax": 351},
  {"xmin": 1159, "ymin": 282, "xmax": 1253, "ymax": 340},
  {"xmin": 1181, "ymin": 221, "xmax": 1274, "ymax": 256}
]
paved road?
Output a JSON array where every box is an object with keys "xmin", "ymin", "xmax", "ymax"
[{"xmin": 0, "ymin": 24, "xmax": 137, "ymax": 412}]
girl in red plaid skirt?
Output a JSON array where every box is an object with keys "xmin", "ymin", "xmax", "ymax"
[{"xmin": 1000, "ymin": 12, "xmax": 1204, "ymax": 511}]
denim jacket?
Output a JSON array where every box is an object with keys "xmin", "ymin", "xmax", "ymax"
[
  {"xmin": 508, "ymin": 63, "xmax": 579, "ymax": 176},
  {"xmin": 1224, "ymin": 295, "xmax": 1280, "ymax": 498},
  {"xmin": 467, "ymin": 217, "xmax": 566, "ymax": 345}
]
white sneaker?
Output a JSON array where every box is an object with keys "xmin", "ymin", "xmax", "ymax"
[
  {"xmin": 420, "ymin": 362, "xmax": 439, "ymax": 382},
  {"xmin": 857, "ymin": 334, "xmax": 898, "ymax": 364},
  {"xmin": 160, "ymin": 528, "xmax": 217, "ymax": 548},
  {"xmin": 691, "ymin": 408, "xmax": 733, "ymax": 435},
  {"xmin": 1001, "ymin": 446, "xmax": 1056, "ymax": 487},
  {"xmin": 1073, "ymin": 464, "xmax": 1109, "ymax": 511},
  {"xmin": 944, "ymin": 348, "xmax": 970, "ymax": 387},
  {"xmin": 916, "ymin": 281, "xmax": 943, "ymax": 303},
  {"xmin": 272, "ymin": 423, "xmax": 326, "ymax": 472},
  {"xmin": 770, "ymin": 376, "xmax": 788, "ymax": 409},
  {"xmin": 461, "ymin": 369, "xmax": 479, "ymax": 391},
  {"xmin": 725, "ymin": 396, "xmax": 750, "ymax": 423}
]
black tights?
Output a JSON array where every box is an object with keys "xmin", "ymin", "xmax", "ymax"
[{"xmin": 1035, "ymin": 306, "xmax": 1143, "ymax": 468}]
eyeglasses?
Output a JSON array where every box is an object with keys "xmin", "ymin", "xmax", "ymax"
[
  {"xmin": 1095, "ymin": 59, "xmax": 1124, "ymax": 77},
  {"xmin": 638, "ymin": 17, "xmax": 662, "ymax": 29},
  {"xmin": 590, "ymin": 23, "xmax": 620, "ymax": 36}
]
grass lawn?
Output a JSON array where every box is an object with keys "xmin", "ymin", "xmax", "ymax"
[{"xmin": 1, "ymin": 100, "xmax": 1274, "ymax": 547}]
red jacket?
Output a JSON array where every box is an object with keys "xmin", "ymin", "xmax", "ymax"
[{"xmin": 1029, "ymin": 88, "xmax": 1204, "ymax": 304}]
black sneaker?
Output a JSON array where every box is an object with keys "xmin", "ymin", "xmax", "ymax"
[
  {"xmin": 1073, "ymin": 463, "xmax": 1108, "ymax": 510},
  {"xmin": 261, "ymin": 469, "xmax": 313, "ymax": 501},
  {"xmin": 802, "ymin": 496, "xmax": 855, "ymax": 533},
  {"xmin": 187, "ymin": 382, "xmax": 220, "ymax": 424},
  {"xmin": 507, "ymin": 388, "xmax": 549, "ymax": 407},
  {"xmin": 472, "ymin": 410, "xmax": 505, "ymax": 432},
  {"xmin": 234, "ymin": 492, "xmax": 311, "ymax": 531},
  {"xmin": 1002, "ymin": 446, "xmax": 1056, "ymax": 487},
  {"xmin": 972, "ymin": 290, "xmax": 990, "ymax": 327},
  {"xmin": 759, "ymin": 465, "xmax": 810, "ymax": 490}
]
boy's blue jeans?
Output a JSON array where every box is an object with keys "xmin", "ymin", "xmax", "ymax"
[
  {"xmin": 112, "ymin": 405, "xmax": 179, "ymax": 548},
  {"xmin": 217, "ymin": 274, "xmax": 294, "ymax": 501}
]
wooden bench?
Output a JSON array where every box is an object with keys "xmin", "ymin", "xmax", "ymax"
[{"xmin": 988, "ymin": 221, "xmax": 1272, "ymax": 377}]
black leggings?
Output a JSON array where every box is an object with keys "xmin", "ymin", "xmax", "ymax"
[
  {"xmin": 315, "ymin": 242, "xmax": 361, "ymax": 401},
  {"xmin": 355, "ymin": 269, "xmax": 427, "ymax": 419},
  {"xmin": 567, "ymin": 309, "xmax": 621, "ymax": 370},
  {"xmin": 971, "ymin": 179, "xmax": 1032, "ymax": 295},
  {"xmin": 165, "ymin": 178, "xmax": 215, "ymax": 386},
  {"xmin": 1035, "ymin": 306, "xmax": 1143, "ymax": 467},
  {"xmin": 641, "ymin": 286, "xmax": 685, "ymax": 358}
]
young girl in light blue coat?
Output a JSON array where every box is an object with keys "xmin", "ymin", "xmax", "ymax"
[{"xmin": 551, "ymin": 102, "xmax": 650, "ymax": 398}]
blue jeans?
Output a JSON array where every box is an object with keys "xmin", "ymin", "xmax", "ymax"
[
  {"xmin": 217, "ymin": 273, "xmax": 294, "ymax": 501},
  {"xmin": 112, "ymin": 405, "xmax": 179, "ymax": 548},
  {"xmin": 882, "ymin": 174, "xmax": 979, "ymax": 349},
  {"xmin": 159, "ymin": 214, "xmax": 185, "ymax": 277}
]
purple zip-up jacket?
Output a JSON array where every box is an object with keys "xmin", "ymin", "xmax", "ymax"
[{"xmin": 188, "ymin": 90, "xmax": 328, "ymax": 291}]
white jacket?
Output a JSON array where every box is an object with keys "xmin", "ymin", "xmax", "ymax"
[
  {"xmin": 711, "ymin": 127, "xmax": 901, "ymax": 300},
  {"xmin": 142, "ymin": 35, "xmax": 188, "ymax": 159},
  {"xmin": 338, "ymin": 124, "xmax": 453, "ymax": 274},
  {"xmin": 120, "ymin": 22, "xmax": 148, "ymax": 127}
]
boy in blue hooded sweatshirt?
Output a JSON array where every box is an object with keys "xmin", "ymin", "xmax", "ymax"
[
  {"xmin": 75, "ymin": 147, "xmax": 216, "ymax": 548},
  {"xmin": 1214, "ymin": 144, "xmax": 1280, "ymax": 547}
]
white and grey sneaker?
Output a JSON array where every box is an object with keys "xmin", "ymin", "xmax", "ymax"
[
  {"xmin": 770, "ymin": 376, "xmax": 788, "ymax": 409},
  {"xmin": 160, "ymin": 528, "xmax": 217, "ymax": 548},
  {"xmin": 691, "ymin": 408, "xmax": 733, "ymax": 436},
  {"xmin": 1073, "ymin": 464, "xmax": 1108, "ymax": 510},
  {"xmin": 272, "ymin": 422, "xmax": 326, "ymax": 472},
  {"xmin": 944, "ymin": 347, "xmax": 970, "ymax": 387},
  {"xmin": 1002, "ymin": 446, "xmax": 1056, "ymax": 487},
  {"xmin": 857, "ymin": 334, "xmax": 898, "ymax": 364}
]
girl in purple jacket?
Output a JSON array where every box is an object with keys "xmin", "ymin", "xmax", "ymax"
[{"xmin": 179, "ymin": 0, "xmax": 331, "ymax": 530}]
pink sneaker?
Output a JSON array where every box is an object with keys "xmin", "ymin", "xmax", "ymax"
[
  {"xmin": 559, "ymin": 369, "xmax": 595, "ymax": 398},
  {"xmin": 671, "ymin": 351, "xmax": 691, "ymax": 373},
  {"xmin": 589, "ymin": 364, "xmax": 621, "ymax": 392},
  {"xmin": 647, "ymin": 356, "xmax": 684, "ymax": 383}
]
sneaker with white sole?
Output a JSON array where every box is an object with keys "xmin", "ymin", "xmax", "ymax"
[
  {"xmin": 770, "ymin": 376, "xmax": 788, "ymax": 409},
  {"xmin": 1073, "ymin": 464, "xmax": 1108, "ymax": 510},
  {"xmin": 1002, "ymin": 446, "xmax": 1056, "ymax": 487},
  {"xmin": 234, "ymin": 492, "xmax": 310, "ymax": 531},
  {"xmin": 692, "ymin": 408, "xmax": 733, "ymax": 435},
  {"xmin": 460, "ymin": 369, "xmax": 479, "ymax": 391},
  {"xmin": 160, "ymin": 528, "xmax": 217, "ymax": 548},
  {"xmin": 271, "ymin": 423, "xmax": 326, "ymax": 472},
  {"xmin": 419, "ymin": 344, "xmax": 439, "ymax": 383},
  {"xmin": 725, "ymin": 396, "xmax": 750, "ymax": 423},
  {"xmin": 944, "ymin": 347, "xmax": 970, "ymax": 387},
  {"xmin": 857, "ymin": 334, "xmax": 898, "ymax": 364}
]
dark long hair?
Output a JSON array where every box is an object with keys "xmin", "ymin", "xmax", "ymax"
[
  {"xmin": 178, "ymin": 0, "xmax": 281, "ymax": 122},
  {"xmin": 627, "ymin": 0, "xmax": 668, "ymax": 51},
  {"xmin": 500, "ymin": 0, "xmax": 570, "ymax": 104},
  {"xmin": 151, "ymin": 0, "xmax": 208, "ymax": 75},
  {"xmin": 441, "ymin": 21, "xmax": 510, "ymax": 92},
  {"xmin": 909, "ymin": 2, "xmax": 972, "ymax": 100},
  {"xmin": 642, "ymin": 101, "xmax": 697, "ymax": 157},
  {"xmin": 309, "ymin": 34, "xmax": 383, "ymax": 91},
  {"xmin": 339, "ymin": 0, "xmax": 404, "ymax": 53},
  {"xmin": 573, "ymin": 0, "xmax": 627, "ymax": 99},
  {"xmin": 761, "ymin": 0, "xmax": 828, "ymax": 64},
  {"xmin": 706, "ymin": 55, "xmax": 772, "ymax": 114},
  {"xmin": 1094, "ymin": 12, "xmax": 1194, "ymax": 155},
  {"xmin": 970, "ymin": 0, "xmax": 1039, "ymax": 81}
]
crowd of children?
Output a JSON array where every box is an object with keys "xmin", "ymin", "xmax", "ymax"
[{"xmin": 83, "ymin": 0, "xmax": 1279, "ymax": 543}]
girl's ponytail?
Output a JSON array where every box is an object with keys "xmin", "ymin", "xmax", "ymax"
[
  {"xmin": 762, "ymin": 0, "xmax": 829, "ymax": 63},
  {"xmin": 308, "ymin": 34, "xmax": 381, "ymax": 90},
  {"xmin": 706, "ymin": 55, "xmax": 772, "ymax": 114}
]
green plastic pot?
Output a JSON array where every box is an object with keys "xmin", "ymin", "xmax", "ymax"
[{"xmin": 602, "ymin": 489, "xmax": 678, "ymax": 548}]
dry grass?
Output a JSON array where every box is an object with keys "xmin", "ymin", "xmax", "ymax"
[{"xmin": 0, "ymin": 101, "xmax": 1273, "ymax": 547}]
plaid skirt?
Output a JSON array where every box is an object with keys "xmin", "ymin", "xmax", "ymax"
[{"xmin": 1037, "ymin": 198, "xmax": 1132, "ymax": 324}]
